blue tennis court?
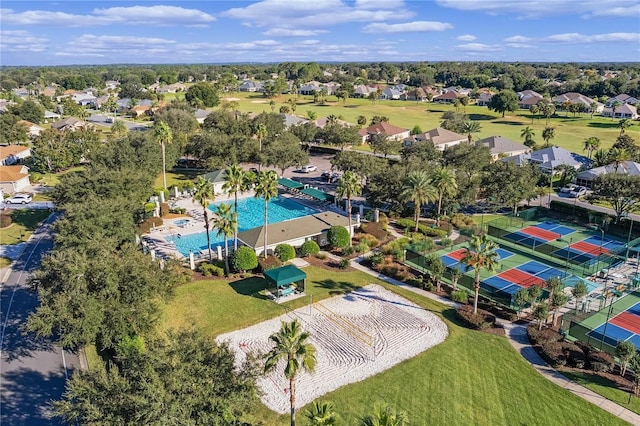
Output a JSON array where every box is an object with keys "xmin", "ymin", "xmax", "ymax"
[
  {"xmin": 552, "ymin": 247, "xmax": 596, "ymax": 264},
  {"xmin": 482, "ymin": 276, "xmax": 513, "ymax": 291},
  {"xmin": 496, "ymin": 248, "xmax": 514, "ymax": 260},
  {"xmin": 516, "ymin": 260, "xmax": 564, "ymax": 280},
  {"xmin": 502, "ymin": 231, "xmax": 547, "ymax": 248},
  {"xmin": 583, "ymin": 235, "xmax": 625, "ymax": 250},
  {"xmin": 440, "ymin": 248, "xmax": 514, "ymax": 272},
  {"xmin": 534, "ymin": 221, "xmax": 575, "ymax": 236},
  {"xmin": 588, "ymin": 323, "xmax": 635, "ymax": 348}
]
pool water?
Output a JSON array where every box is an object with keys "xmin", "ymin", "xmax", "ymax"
[{"xmin": 166, "ymin": 196, "xmax": 317, "ymax": 256}]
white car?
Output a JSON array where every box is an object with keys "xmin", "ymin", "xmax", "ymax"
[
  {"xmin": 5, "ymin": 193, "xmax": 33, "ymax": 204},
  {"xmin": 560, "ymin": 183, "xmax": 577, "ymax": 194},
  {"xmin": 299, "ymin": 165, "xmax": 317, "ymax": 173},
  {"xmin": 569, "ymin": 186, "xmax": 587, "ymax": 198}
]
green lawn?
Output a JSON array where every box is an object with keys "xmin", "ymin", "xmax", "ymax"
[
  {"xmin": 226, "ymin": 92, "xmax": 640, "ymax": 154},
  {"xmin": 0, "ymin": 209, "xmax": 51, "ymax": 245},
  {"xmin": 561, "ymin": 370, "xmax": 640, "ymax": 415},
  {"xmin": 30, "ymin": 166, "xmax": 85, "ymax": 187},
  {"xmin": 0, "ymin": 257, "xmax": 11, "ymax": 268},
  {"xmin": 159, "ymin": 266, "xmax": 627, "ymax": 425},
  {"xmin": 153, "ymin": 169, "xmax": 202, "ymax": 192}
]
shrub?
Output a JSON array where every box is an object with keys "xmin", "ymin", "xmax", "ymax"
[
  {"xmin": 258, "ymin": 255, "xmax": 282, "ymax": 272},
  {"xmin": 299, "ymin": 240, "xmax": 320, "ymax": 257},
  {"xmin": 588, "ymin": 350, "xmax": 614, "ymax": 372},
  {"xmin": 343, "ymin": 246, "xmax": 355, "ymax": 256},
  {"xmin": 355, "ymin": 233, "xmax": 380, "ymax": 248},
  {"xmin": 369, "ymin": 251, "xmax": 384, "ymax": 266},
  {"xmin": 459, "ymin": 227, "xmax": 476, "ymax": 237},
  {"xmin": 138, "ymin": 217, "xmax": 163, "ymax": 234},
  {"xmin": 314, "ymin": 252, "xmax": 327, "ymax": 260},
  {"xmin": 231, "ymin": 247, "xmax": 258, "ymax": 272},
  {"xmin": 423, "ymin": 227, "xmax": 448, "ymax": 238},
  {"xmin": 456, "ymin": 305, "xmax": 495, "ymax": 330},
  {"xmin": 199, "ymin": 262, "xmax": 224, "ymax": 277},
  {"xmin": 160, "ymin": 202, "xmax": 170, "ymax": 217},
  {"xmin": 565, "ymin": 343, "xmax": 586, "ymax": 369},
  {"xmin": 423, "ymin": 280, "xmax": 434, "ymax": 291},
  {"xmin": 144, "ymin": 202, "xmax": 156, "ymax": 213},
  {"xmin": 451, "ymin": 290, "xmax": 469, "ymax": 304},
  {"xmin": 439, "ymin": 237, "xmax": 452, "ymax": 247},
  {"xmin": 339, "ymin": 258, "xmax": 350, "ymax": 269},
  {"xmin": 540, "ymin": 342, "xmax": 567, "ymax": 367},
  {"xmin": 395, "ymin": 218, "xmax": 416, "ymax": 230},
  {"xmin": 360, "ymin": 222, "xmax": 387, "ymax": 241},
  {"xmin": 406, "ymin": 276, "xmax": 423, "ymax": 287},
  {"xmin": 527, "ymin": 326, "xmax": 563, "ymax": 346},
  {"xmin": 0, "ymin": 213, "xmax": 12, "ymax": 228},
  {"xmin": 354, "ymin": 240, "xmax": 370, "ymax": 253},
  {"xmin": 380, "ymin": 237, "xmax": 411, "ymax": 259},
  {"xmin": 274, "ymin": 244, "xmax": 296, "ymax": 262},
  {"xmin": 327, "ymin": 225, "xmax": 350, "ymax": 249},
  {"xmin": 450, "ymin": 213, "xmax": 475, "ymax": 229}
]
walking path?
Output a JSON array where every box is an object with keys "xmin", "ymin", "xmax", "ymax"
[{"xmin": 320, "ymin": 250, "xmax": 640, "ymax": 425}]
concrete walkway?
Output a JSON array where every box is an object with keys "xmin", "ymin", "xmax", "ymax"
[{"xmin": 325, "ymin": 250, "xmax": 640, "ymax": 425}]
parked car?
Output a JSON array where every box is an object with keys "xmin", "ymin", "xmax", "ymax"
[
  {"xmin": 569, "ymin": 186, "xmax": 587, "ymax": 198},
  {"xmin": 5, "ymin": 193, "xmax": 33, "ymax": 204},
  {"xmin": 299, "ymin": 165, "xmax": 317, "ymax": 173},
  {"xmin": 560, "ymin": 183, "xmax": 577, "ymax": 194}
]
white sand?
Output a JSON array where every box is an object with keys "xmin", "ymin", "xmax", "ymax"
[
  {"xmin": 222, "ymin": 97, "xmax": 241, "ymax": 101},
  {"xmin": 216, "ymin": 284, "xmax": 448, "ymax": 414}
]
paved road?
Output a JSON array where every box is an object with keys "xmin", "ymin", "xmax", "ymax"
[
  {"xmin": 87, "ymin": 113, "xmax": 151, "ymax": 131},
  {"xmin": 0, "ymin": 213, "xmax": 80, "ymax": 426}
]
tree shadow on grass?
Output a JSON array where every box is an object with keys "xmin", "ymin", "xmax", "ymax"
[
  {"xmin": 7, "ymin": 210, "xmax": 50, "ymax": 231},
  {"xmin": 587, "ymin": 121, "xmax": 620, "ymax": 129},
  {"xmin": 229, "ymin": 277, "xmax": 269, "ymax": 300},
  {"xmin": 441, "ymin": 305, "xmax": 468, "ymax": 328},
  {"xmin": 493, "ymin": 120, "xmax": 526, "ymax": 126},
  {"xmin": 312, "ymin": 279, "xmax": 360, "ymax": 296},
  {"xmin": 468, "ymin": 113, "xmax": 496, "ymax": 121}
]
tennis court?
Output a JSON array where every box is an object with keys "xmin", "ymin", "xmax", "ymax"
[
  {"xmin": 579, "ymin": 292, "xmax": 640, "ymax": 349},
  {"xmin": 440, "ymin": 247, "xmax": 513, "ymax": 272},
  {"xmin": 483, "ymin": 260, "xmax": 565, "ymax": 295}
]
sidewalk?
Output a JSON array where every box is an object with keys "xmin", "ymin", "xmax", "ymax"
[{"xmin": 326, "ymin": 249, "xmax": 640, "ymax": 425}]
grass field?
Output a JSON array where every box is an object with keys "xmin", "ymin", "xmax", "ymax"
[
  {"xmin": 222, "ymin": 92, "xmax": 640, "ymax": 154},
  {"xmin": 0, "ymin": 209, "xmax": 51, "ymax": 245},
  {"xmin": 159, "ymin": 266, "xmax": 627, "ymax": 425},
  {"xmin": 153, "ymin": 169, "xmax": 202, "ymax": 191},
  {"xmin": 561, "ymin": 370, "xmax": 640, "ymax": 416}
]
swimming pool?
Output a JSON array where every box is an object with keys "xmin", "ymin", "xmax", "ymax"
[{"xmin": 166, "ymin": 196, "xmax": 318, "ymax": 257}]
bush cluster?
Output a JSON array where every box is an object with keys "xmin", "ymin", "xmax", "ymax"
[
  {"xmin": 199, "ymin": 262, "xmax": 224, "ymax": 277},
  {"xmin": 231, "ymin": 247, "xmax": 258, "ymax": 272},
  {"xmin": 456, "ymin": 305, "xmax": 496, "ymax": 330},
  {"xmin": 338, "ymin": 258, "xmax": 350, "ymax": 269},
  {"xmin": 354, "ymin": 232, "xmax": 380, "ymax": 248},
  {"xmin": 314, "ymin": 252, "xmax": 327, "ymax": 260},
  {"xmin": 395, "ymin": 218, "xmax": 448, "ymax": 238},
  {"xmin": 380, "ymin": 237, "xmax": 410, "ymax": 260},
  {"xmin": 258, "ymin": 255, "xmax": 282, "ymax": 272},
  {"xmin": 0, "ymin": 212, "xmax": 12, "ymax": 228},
  {"xmin": 138, "ymin": 217, "xmax": 163, "ymax": 234},
  {"xmin": 451, "ymin": 290, "xmax": 469, "ymax": 304},
  {"xmin": 587, "ymin": 349, "xmax": 614, "ymax": 372},
  {"xmin": 450, "ymin": 213, "xmax": 475, "ymax": 229},
  {"xmin": 359, "ymin": 221, "xmax": 388, "ymax": 241},
  {"xmin": 527, "ymin": 325, "xmax": 563, "ymax": 346},
  {"xmin": 274, "ymin": 244, "xmax": 296, "ymax": 262},
  {"xmin": 298, "ymin": 240, "xmax": 320, "ymax": 257},
  {"xmin": 354, "ymin": 240, "xmax": 370, "ymax": 254},
  {"xmin": 169, "ymin": 207, "xmax": 187, "ymax": 214},
  {"xmin": 327, "ymin": 225, "xmax": 350, "ymax": 249},
  {"xmin": 373, "ymin": 255, "xmax": 411, "ymax": 282}
]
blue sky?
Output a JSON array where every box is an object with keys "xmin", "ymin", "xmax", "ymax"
[{"xmin": 1, "ymin": 1, "xmax": 639, "ymax": 66}]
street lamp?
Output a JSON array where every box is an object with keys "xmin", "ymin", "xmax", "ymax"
[{"xmin": 621, "ymin": 214, "xmax": 634, "ymax": 260}]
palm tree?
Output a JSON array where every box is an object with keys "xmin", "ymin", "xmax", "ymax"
[
  {"xmin": 110, "ymin": 119, "xmax": 128, "ymax": 136},
  {"xmin": 520, "ymin": 126, "xmax": 536, "ymax": 147},
  {"xmin": 192, "ymin": 177, "xmax": 214, "ymax": 261},
  {"xmin": 529, "ymin": 104, "xmax": 539, "ymax": 123},
  {"xmin": 592, "ymin": 148, "xmax": 609, "ymax": 167},
  {"xmin": 619, "ymin": 118, "xmax": 632, "ymax": 136},
  {"xmin": 582, "ymin": 137, "xmax": 600, "ymax": 159},
  {"xmin": 304, "ymin": 401, "xmax": 339, "ymax": 425},
  {"xmin": 264, "ymin": 319, "xmax": 317, "ymax": 426},
  {"xmin": 336, "ymin": 171, "xmax": 362, "ymax": 247},
  {"xmin": 254, "ymin": 123, "xmax": 268, "ymax": 171},
  {"xmin": 430, "ymin": 167, "xmax": 458, "ymax": 226},
  {"xmin": 461, "ymin": 120, "xmax": 481, "ymax": 143},
  {"xmin": 154, "ymin": 120, "xmax": 173, "ymax": 191},
  {"xmin": 611, "ymin": 100, "xmax": 621, "ymax": 120},
  {"xmin": 609, "ymin": 147, "xmax": 630, "ymax": 172},
  {"xmin": 542, "ymin": 126, "xmax": 555, "ymax": 148},
  {"xmin": 360, "ymin": 404, "xmax": 409, "ymax": 426},
  {"xmin": 556, "ymin": 164, "xmax": 577, "ymax": 187},
  {"xmin": 461, "ymin": 235, "xmax": 500, "ymax": 314},
  {"xmin": 211, "ymin": 203, "xmax": 236, "ymax": 275},
  {"xmin": 254, "ymin": 170, "xmax": 279, "ymax": 258},
  {"xmin": 222, "ymin": 164, "xmax": 246, "ymax": 250},
  {"xmin": 400, "ymin": 171, "xmax": 437, "ymax": 233}
]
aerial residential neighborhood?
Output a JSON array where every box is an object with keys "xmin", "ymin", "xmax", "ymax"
[{"xmin": 1, "ymin": 1, "xmax": 640, "ymax": 425}]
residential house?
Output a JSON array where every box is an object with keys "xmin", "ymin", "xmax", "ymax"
[
  {"xmin": 194, "ymin": 109, "xmax": 211, "ymax": 125},
  {"xmin": 0, "ymin": 100, "xmax": 17, "ymax": 114},
  {"xmin": 403, "ymin": 127, "xmax": 467, "ymax": 151},
  {"xmin": 601, "ymin": 103, "xmax": 638, "ymax": 120},
  {"xmin": 281, "ymin": 113, "xmax": 308, "ymax": 128},
  {"xmin": 298, "ymin": 81, "xmax": 340, "ymax": 96},
  {"xmin": 553, "ymin": 92, "xmax": 603, "ymax": 114},
  {"xmin": 605, "ymin": 94, "xmax": 640, "ymax": 107},
  {"xmin": 50, "ymin": 117, "xmax": 87, "ymax": 132},
  {"xmin": 238, "ymin": 80, "xmax": 264, "ymax": 92},
  {"xmin": 17, "ymin": 120, "xmax": 45, "ymax": 138},
  {"xmin": 313, "ymin": 117, "xmax": 351, "ymax": 129},
  {"xmin": 359, "ymin": 122, "xmax": 410, "ymax": 144},
  {"xmin": 401, "ymin": 86, "xmax": 435, "ymax": 102},
  {"xmin": 505, "ymin": 146, "xmax": 592, "ymax": 174},
  {"xmin": 575, "ymin": 161, "xmax": 640, "ymax": 189},
  {"xmin": 433, "ymin": 90, "xmax": 461, "ymax": 104},
  {"xmin": 157, "ymin": 83, "xmax": 186, "ymax": 93},
  {"xmin": 353, "ymin": 84, "xmax": 378, "ymax": 98},
  {"xmin": 42, "ymin": 86, "xmax": 57, "ymax": 98},
  {"xmin": 476, "ymin": 92, "xmax": 493, "ymax": 107},
  {"xmin": 379, "ymin": 87, "xmax": 403, "ymax": 100},
  {"xmin": 0, "ymin": 165, "xmax": 31, "ymax": 193},
  {"xmin": 44, "ymin": 110, "xmax": 61, "ymax": 122},
  {"xmin": 12, "ymin": 88, "xmax": 29, "ymax": 98},
  {"xmin": 105, "ymin": 80, "xmax": 120, "ymax": 90},
  {"xmin": 129, "ymin": 105, "xmax": 151, "ymax": 118},
  {"xmin": 517, "ymin": 90, "xmax": 544, "ymax": 109},
  {"xmin": 93, "ymin": 95, "xmax": 110, "ymax": 110},
  {"xmin": 0, "ymin": 145, "xmax": 31, "ymax": 166},
  {"xmin": 476, "ymin": 136, "xmax": 530, "ymax": 161},
  {"xmin": 71, "ymin": 93, "xmax": 97, "ymax": 106}
]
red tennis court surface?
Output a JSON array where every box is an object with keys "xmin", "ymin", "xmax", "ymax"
[
  {"xmin": 520, "ymin": 226, "xmax": 560, "ymax": 241},
  {"xmin": 497, "ymin": 268, "xmax": 545, "ymax": 288},
  {"xmin": 571, "ymin": 241, "xmax": 609, "ymax": 255},
  {"xmin": 448, "ymin": 249, "xmax": 467, "ymax": 261},
  {"xmin": 610, "ymin": 312, "xmax": 640, "ymax": 335}
]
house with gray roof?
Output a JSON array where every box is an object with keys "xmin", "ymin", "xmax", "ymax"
[
  {"xmin": 281, "ymin": 113, "xmax": 308, "ymax": 128},
  {"xmin": 238, "ymin": 80, "xmax": 264, "ymax": 92},
  {"xmin": 476, "ymin": 136, "xmax": 530, "ymax": 160},
  {"xmin": 194, "ymin": 109, "xmax": 211, "ymax": 124},
  {"xmin": 403, "ymin": 127, "xmax": 466, "ymax": 151},
  {"xmin": 605, "ymin": 94, "xmax": 640, "ymax": 107},
  {"xmin": 575, "ymin": 161, "xmax": 640, "ymax": 189},
  {"xmin": 199, "ymin": 169, "xmax": 227, "ymax": 195},
  {"xmin": 601, "ymin": 103, "xmax": 638, "ymax": 120},
  {"xmin": 504, "ymin": 146, "xmax": 592, "ymax": 173}
]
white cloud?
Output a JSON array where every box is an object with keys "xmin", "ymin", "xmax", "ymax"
[
  {"xmin": 456, "ymin": 43, "xmax": 501, "ymax": 52},
  {"xmin": 504, "ymin": 35, "xmax": 532, "ymax": 43},
  {"xmin": 222, "ymin": 0, "xmax": 414, "ymax": 27},
  {"xmin": 544, "ymin": 32, "xmax": 640, "ymax": 43},
  {"xmin": 299, "ymin": 39, "xmax": 320, "ymax": 45},
  {"xmin": 362, "ymin": 21, "xmax": 453, "ymax": 33},
  {"xmin": 0, "ymin": 30, "xmax": 48, "ymax": 52},
  {"xmin": 355, "ymin": 0, "xmax": 406, "ymax": 9},
  {"xmin": 263, "ymin": 28, "xmax": 328, "ymax": 37},
  {"xmin": 456, "ymin": 34, "xmax": 476, "ymax": 41},
  {"xmin": 436, "ymin": 0, "xmax": 640, "ymax": 18},
  {"xmin": 60, "ymin": 34, "xmax": 176, "ymax": 57},
  {"xmin": 506, "ymin": 43, "xmax": 534, "ymax": 48},
  {"xmin": 0, "ymin": 5, "xmax": 214, "ymax": 27}
]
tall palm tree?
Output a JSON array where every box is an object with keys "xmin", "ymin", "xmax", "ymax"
[
  {"xmin": 520, "ymin": 126, "xmax": 535, "ymax": 147},
  {"xmin": 461, "ymin": 120, "xmax": 481, "ymax": 143},
  {"xmin": 154, "ymin": 120, "xmax": 173, "ymax": 191},
  {"xmin": 582, "ymin": 136, "xmax": 600, "ymax": 159},
  {"xmin": 542, "ymin": 126, "xmax": 556, "ymax": 148},
  {"xmin": 192, "ymin": 177, "xmax": 214, "ymax": 261},
  {"xmin": 461, "ymin": 235, "xmax": 500, "ymax": 314},
  {"xmin": 619, "ymin": 118, "xmax": 632, "ymax": 136},
  {"xmin": 254, "ymin": 170, "xmax": 279, "ymax": 258},
  {"xmin": 336, "ymin": 171, "xmax": 362, "ymax": 247},
  {"xmin": 430, "ymin": 167, "xmax": 458, "ymax": 226},
  {"xmin": 211, "ymin": 203, "xmax": 236, "ymax": 275},
  {"xmin": 592, "ymin": 148, "xmax": 609, "ymax": 167},
  {"xmin": 264, "ymin": 319, "xmax": 317, "ymax": 426},
  {"xmin": 254, "ymin": 123, "xmax": 268, "ymax": 171},
  {"xmin": 400, "ymin": 171, "xmax": 438, "ymax": 233},
  {"xmin": 304, "ymin": 401, "xmax": 339, "ymax": 425},
  {"xmin": 222, "ymin": 164, "xmax": 246, "ymax": 250},
  {"xmin": 360, "ymin": 404, "xmax": 409, "ymax": 426},
  {"xmin": 529, "ymin": 104, "xmax": 539, "ymax": 123},
  {"xmin": 608, "ymin": 147, "xmax": 630, "ymax": 172}
]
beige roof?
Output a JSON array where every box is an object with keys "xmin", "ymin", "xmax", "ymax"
[
  {"xmin": 418, "ymin": 127, "xmax": 467, "ymax": 146},
  {"xmin": 238, "ymin": 212, "xmax": 351, "ymax": 248},
  {"xmin": 0, "ymin": 145, "xmax": 30, "ymax": 158},
  {"xmin": 0, "ymin": 165, "xmax": 29, "ymax": 182},
  {"xmin": 359, "ymin": 121, "xmax": 408, "ymax": 137},
  {"xmin": 476, "ymin": 136, "xmax": 529, "ymax": 155}
]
